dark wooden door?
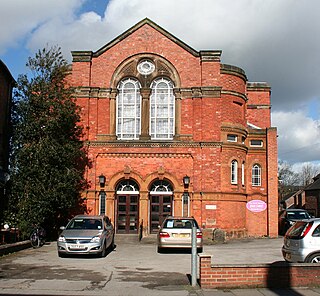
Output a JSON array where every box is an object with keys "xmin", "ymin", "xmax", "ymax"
[
  {"xmin": 117, "ymin": 195, "xmax": 139, "ymax": 233},
  {"xmin": 150, "ymin": 195, "xmax": 172, "ymax": 233}
]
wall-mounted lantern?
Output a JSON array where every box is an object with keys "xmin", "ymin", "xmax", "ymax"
[
  {"xmin": 183, "ymin": 175, "xmax": 190, "ymax": 187},
  {"xmin": 99, "ymin": 174, "xmax": 106, "ymax": 187}
]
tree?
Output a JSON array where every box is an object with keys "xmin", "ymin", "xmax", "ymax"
[
  {"xmin": 6, "ymin": 46, "xmax": 89, "ymax": 238},
  {"xmin": 278, "ymin": 160, "xmax": 300, "ymax": 201},
  {"xmin": 300, "ymin": 163, "xmax": 320, "ymax": 186}
]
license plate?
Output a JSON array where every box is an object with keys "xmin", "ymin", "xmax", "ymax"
[
  {"xmin": 69, "ymin": 244, "xmax": 85, "ymax": 249},
  {"xmin": 173, "ymin": 233, "xmax": 190, "ymax": 238}
]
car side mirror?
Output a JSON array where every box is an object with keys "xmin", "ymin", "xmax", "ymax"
[{"xmin": 60, "ymin": 226, "xmax": 66, "ymax": 230}]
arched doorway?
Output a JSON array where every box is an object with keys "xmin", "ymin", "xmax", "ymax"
[
  {"xmin": 149, "ymin": 180, "xmax": 173, "ymax": 233},
  {"xmin": 116, "ymin": 179, "xmax": 139, "ymax": 234}
]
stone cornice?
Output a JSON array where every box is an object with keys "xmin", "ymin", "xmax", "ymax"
[
  {"xmin": 221, "ymin": 64, "xmax": 247, "ymax": 81},
  {"xmin": 73, "ymin": 86, "xmax": 222, "ymax": 99},
  {"xmin": 85, "ymin": 140, "xmax": 223, "ymax": 148},
  {"xmin": 221, "ymin": 90, "xmax": 247, "ymax": 101}
]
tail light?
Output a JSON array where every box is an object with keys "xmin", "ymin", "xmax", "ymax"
[
  {"xmin": 300, "ymin": 222, "xmax": 313, "ymax": 238},
  {"xmin": 159, "ymin": 232, "xmax": 170, "ymax": 238},
  {"xmin": 196, "ymin": 231, "xmax": 203, "ymax": 239}
]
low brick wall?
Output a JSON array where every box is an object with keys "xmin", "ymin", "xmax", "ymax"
[{"xmin": 199, "ymin": 254, "xmax": 320, "ymax": 289}]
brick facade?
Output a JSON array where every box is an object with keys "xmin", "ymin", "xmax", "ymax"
[{"xmin": 69, "ymin": 18, "xmax": 278, "ymax": 238}]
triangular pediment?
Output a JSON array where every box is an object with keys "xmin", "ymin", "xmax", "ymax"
[{"xmin": 94, "ymin": 18, "xmax": 199, "ymax": 57}]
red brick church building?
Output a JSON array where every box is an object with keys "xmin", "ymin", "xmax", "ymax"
[{"xmin": 70, "ymin": 18, "xmax": 278, "ymax": 238}]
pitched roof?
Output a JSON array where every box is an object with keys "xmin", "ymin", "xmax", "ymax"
[{"xmin": 72, "ymin": 18, "xmax": 222, "ymax": 62}]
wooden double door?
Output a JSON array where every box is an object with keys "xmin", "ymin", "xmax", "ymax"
[{"xmin": 116, "ymin": 194, "xmax": 173, "ymax": 234}]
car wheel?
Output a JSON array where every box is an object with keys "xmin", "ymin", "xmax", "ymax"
[
  {"xmin": 306, "ymin": 253, "xmax": 320, "ymax": 263},
  {"xmin": 100, "ymin": 242, "xmax": 107, "ymax": 258},
  {"xmin": 197, "ymin": 247, "xmax": 203, "ymax": 253},
  {"xmin": 109, "ymin": 236, "xmax": 115, "ymax": 251},
  {"xmin": 58, "ymin": 252, "xmax": 65, "ymax": 258}
]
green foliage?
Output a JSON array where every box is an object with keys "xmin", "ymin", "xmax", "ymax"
[{"xmin": 6, "ymin": 46, "xmax": 89, "ymax": 238}]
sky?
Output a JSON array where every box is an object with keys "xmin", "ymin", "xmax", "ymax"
[{"xmin": 1, "ymin": 0, "xmax": 319, "ymax": 172}]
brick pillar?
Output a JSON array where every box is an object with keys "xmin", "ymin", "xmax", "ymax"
[
  {"xmin": 199, "ymin": 254, "xmax": 212, "ymax": 288},
  {"xmin": 267, "ymin": 127, "xmax": 278, "ymax": 237},
  {"xmin": 140, "ymin": 88, "xmax": 151, "ymax": 140}
]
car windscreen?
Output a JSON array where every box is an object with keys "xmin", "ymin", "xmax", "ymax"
[
  {"xmin": 286, "ymin": 211, "xmax": 311, "ymax": 220},
  {"xmin": 66, "ymin": 218, "xmax": 102, "ymax": 230},
  {"xmin": 163, "ymin": 219, "xmax": 198, "ymax": 229}
]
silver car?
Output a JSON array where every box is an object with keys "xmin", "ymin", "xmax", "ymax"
[
  {"xmin": 157, "ymin": 216, "xmax": 203, "ymax": 253},
  {"xmin": 282, "ymin": 218, "xmax": 320, "ymax": 263},
  {"xmin": 57, "ymin": 215, "xmax": 114, "ymax": 257}
]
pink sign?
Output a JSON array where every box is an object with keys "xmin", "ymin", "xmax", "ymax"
[{"xmin": 246, "ymin": 200, "xmax": 267, "ymax": 213}]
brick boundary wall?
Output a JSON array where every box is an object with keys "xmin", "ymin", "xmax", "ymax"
[{"xmin": 199, "ymin": 254, "xmax": 320, "ymax": 289}]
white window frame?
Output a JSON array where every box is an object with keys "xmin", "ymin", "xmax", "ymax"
[
  {"xmin": 252, "ymin": 164, "xmax": 261, "ymax": 186},
  {"xmin": 182, "ymin": 193, "xmax": 190, "ymax": 217},
  {"xmin": 231, "ymin": 160, "xmax": 238, "ymax": 184},
  {"xmin": 250, "ymin": 140, "xmax": 263, "ymax": 147},
  {"xmin": 116, "ymin": 78, "xmax": 141, "ymax": 140},
  {"xmin": 150, "ymin": 78, "xmax": 175, "ymax": 140},
  {"xmin": 227, "ymin": 134, "xmax": 238, "ymax": 142},
  {"xmin": 241, "ymin": 162, "xmax": 245, "ymax": 186}
]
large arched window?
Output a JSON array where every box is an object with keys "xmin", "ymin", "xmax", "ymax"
[
  {"xmin": 252, "ymin": 164, "xmax": 261, "ymax": 186},
  {"xmin": 116, "ymin": 78, "xmax": 141, "ymax": 140},
  {"xmin": 150, "ymin": 78, "xmax": 175, "ymax": 140}
]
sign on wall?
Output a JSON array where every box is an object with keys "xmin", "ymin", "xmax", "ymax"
[{"xmin": 246, "ymin": 200, "xmax": 267, "ymax": 213}]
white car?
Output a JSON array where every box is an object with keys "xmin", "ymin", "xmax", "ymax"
[
  {"xmin": 157, "ymin": 216, "xmax": 203, "ymax": 253},
  {"xmin": 282, "ymin": 218, "xmax": 320, "ymax": 263}
]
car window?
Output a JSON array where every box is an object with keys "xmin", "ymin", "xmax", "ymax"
[
  {"xmin": 163, "ymin": 219, "xmax": 198, "ymax": 229},
  {"xmin": 286, "ymin": 221, "xmax": 308, "ymax": 238},
  {"xmin": 312, "ymin": 225, "xmax": 320, "ymax": 237},
  {"xmin": 287, "ymin": 211, "xmax": 311, "ymax": 220},
  {"xmin": 67, "ymin": 218, "xmax": 102, "ymax": 230}
]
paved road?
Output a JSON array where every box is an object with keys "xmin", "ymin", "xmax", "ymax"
[{"xmin": 0, "ymin": 236, "xmax": 319, "ymax": 295}]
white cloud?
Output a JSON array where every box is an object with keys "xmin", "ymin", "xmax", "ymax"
[{"xmin": 272, "ymin": 111, "xmax": 320, "ymax": 163}]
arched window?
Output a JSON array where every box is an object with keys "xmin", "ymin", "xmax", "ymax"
[
  {"xmin": 150, "ymin": 78, "xmax": 175, "ymax": 139},
  {"xmin": 231, "ymin": 160, "xmax": 238, "ymax": 184},
  {"xmin": 252, "ymin": 164, "xmax": 261, "ymax": 186},
  {"xmin": 116, "ymin": 78, "xmax": 141, "ymax": 140},
  {"xmin": 241, "ymin": 162, "xmax": 245, "ymax": 186}
]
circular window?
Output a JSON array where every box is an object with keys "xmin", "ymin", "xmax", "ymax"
[{"xmin": 137, "ymin": 60, "xmax": 155, "ymax": 75}]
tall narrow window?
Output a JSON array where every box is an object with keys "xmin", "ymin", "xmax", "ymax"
[
  {"xmin": 241, "ymin": 162, "xmax": 245, "ymax": 186},
  {"xmin": 252, "ymin": 164, "xmax": 261, "ymax": 186},
  {"xmin": 231, "ymin": 160, "xmax": 238, "ymax": 184},
  {"xmin": 150, "ymin": 78, "xmax": 175, "ymax": 139},
  {"xmin": 116, "ymin": 78, "xmax": 141, "ymax": 140},
  {"xmin": 99, "ymin": 191, "xmax": 106, "ymax": 215}
]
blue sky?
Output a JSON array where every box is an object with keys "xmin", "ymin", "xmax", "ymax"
[{"xmin": 1, "ymin": 0, "xmax": 319, "ymax": 171}]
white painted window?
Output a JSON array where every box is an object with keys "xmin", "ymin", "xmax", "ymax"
[
  {"xmin": 241, "ymin": 162, "xmax": 245, "ymax": 186},
  {"xmin": 150, "ymin": 78, "xmax": 175, "ymax": 139},
  {"xmin": 231, "ymin": 160, "xmax": 238, "ymax": 184},
  {"xmin": 227, "ymin": 134, "xmax": 238, "ymax": 142},
  {"xmin": 250, "ymin": 140, "xmax": 263, "ymax": 147},
  {"xmin": 116, "ymin": 78, "xmax": 141, "ymax": 140},
  {"xmin": 252, "ymin": 164, "xmax": 261, "ymax": 186}
]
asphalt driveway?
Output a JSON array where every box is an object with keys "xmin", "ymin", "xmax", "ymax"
[{"xmin": 0, "ymin": 235, "xmax": 285, "ymax": 296}]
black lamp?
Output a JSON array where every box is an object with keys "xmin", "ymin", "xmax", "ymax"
[
  {"xmin": 99, "ymin": 174, "xmax": 106, "ymax": 187},
  {"xmin": 183, "ymin": 175, "xmax": 190, "ymax": 187}
]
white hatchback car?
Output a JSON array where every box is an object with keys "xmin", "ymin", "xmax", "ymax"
[{"xmin": 282, "ymin": 218, "xmax": 320, "ymax": 263}]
